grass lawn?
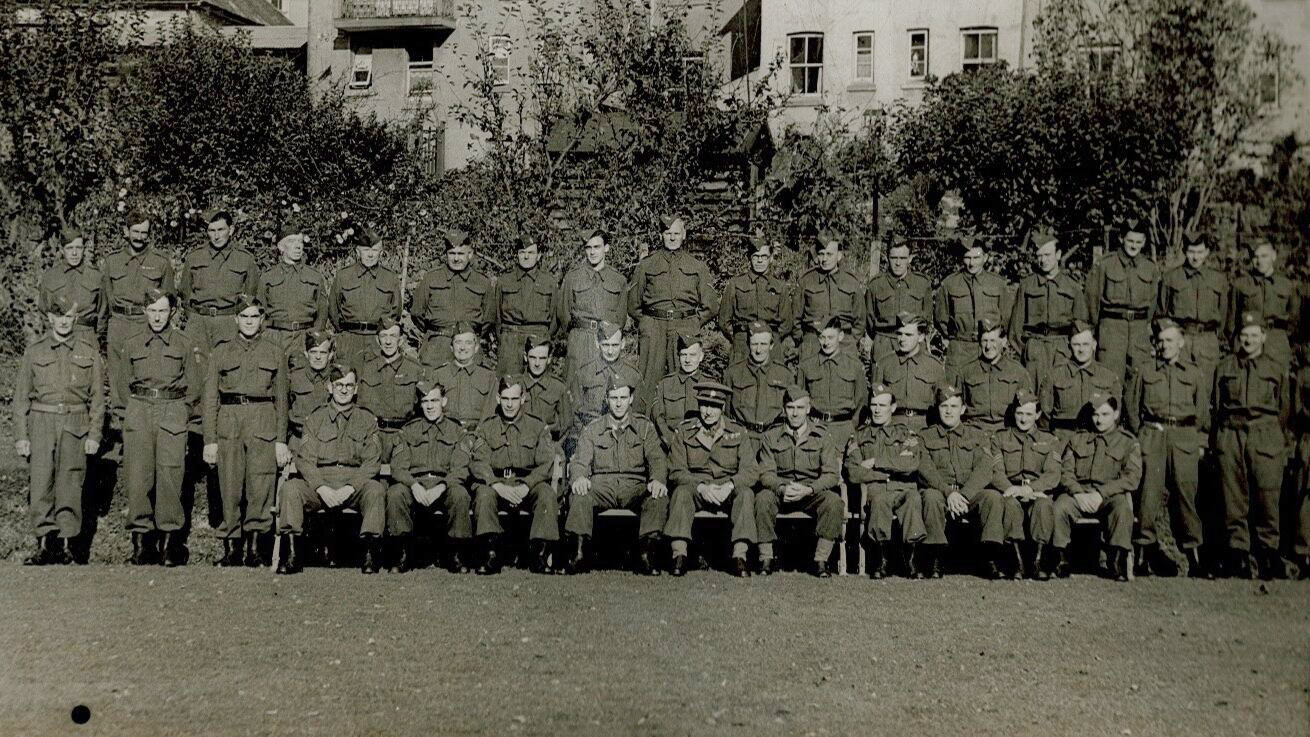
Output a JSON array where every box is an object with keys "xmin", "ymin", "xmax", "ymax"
[{"xmin": 0, "ymin": 566, "xmax": 1306, "ymax": 737}]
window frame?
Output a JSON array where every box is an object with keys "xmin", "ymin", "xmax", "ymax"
[
  {"xmin": 960, "ymin": 27, "xmax": 998, "ymax": 72},
  {"xmin": 908, "ymin": 29, "xmax": 929, "ymax": 82},
  {"xmin": 488, "ymin": 34, "xmax": 511, "ymax": 86},
  {"xmin": 407, "ymin": 43, "xmax": 435, "ymax": 98},
  {"xmin": 349, "ymin": 46, "xmax": 373, "ymax": 90},
  {"xmin": 1083, "ymin": 43, "xmax": 1120, "ymax": 77},
  {"xmin": 788, "ymin": 31, "xmax": 824, "ymax": 96},
  {"xmin": 853, "ymin": 31, "xmax": 874, "ymax": 83},
  {"xmin": 1258, "ymin": 54, "xmax": 1280, "ymax": 109}
]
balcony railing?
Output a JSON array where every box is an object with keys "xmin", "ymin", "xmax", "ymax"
[{"xmin": 337, "ymin": 0, "xmax": 457, "ymax": 31}]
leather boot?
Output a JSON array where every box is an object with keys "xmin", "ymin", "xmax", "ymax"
[
  {"xmin": 276, "ymin": 534, "xmax": 302, "ymax": 574},
  {"xmin": 68, "ymin": 535, "xmax": 90, "ymax": 565},
  {"xmin": 241, "ymin": 532, "xmax": 258, "ymax": 567},
  {"xmin": 808, "ymin": 558, "xmax": 831, "ymax": 578},
  {"xmin": 1133, "ymin": 544, "xmax": 1152, "ymax": 577},
  {"xmin": 446, "ymin": 542, "xmax": 471, "ymax": 574},
  {"xmin": 927, "ymin": 546, "xmax": 944, "ymax": 578},
  {"xmin": 391, "ymin": 536, "xmax": 414, "ymax": 573},
  {"xmin": 216, "ymin": 538, "xmax": 239, "ymax": 567},
  {"xmin": 47, "ymin": 535, "xmax": 72, "ymax": 565},
  {"xmin": 1053, "ymin": 546, "xmax": 1072, "ymax": 578},
  {"xmin": 1229, "ymin": 549, "xmax": 1253, "ymax": 579},
  {"xmin": 902, "ymin": 542, "xmax": 920, "ymax": 579},
  {"xmin": 757, "ymin": 556, "xmax": 776, "ymax": 576},
  {"xmin": 732, "ymin": 557, "xmax": 751, "ymax": 578},
  {"xmin": 980, "ymin": 544, "xmax": 1003, "ymax": 580},
  {"xmin": 150, "ymin": 531, "xmax": 165, "ymax": 565},
  {"xmin": 1257, "ymin": 548, "xmax": 1287, "ymax": 581},
  {"xmin": 22, "ymin": 536, "xmax": 50, "ymax": 566},
  {"xmin": 529, "ymin": 540, "xmax": 553, "ymax": 574},
  {"xmin": 1185, "ymin": 548, "xmax": 1213, "ymax": 579},
  {"xmin": 1107, "ymin": 549, "xmax": 1129, "ymax": 582},
  {"xmin": 1007, "ymin": 542, "xmax": 1023, "ymax": 580},
  {"xmin": 162, "ymin": 532, "xmax": 186, "ymax": 567},
  {"xmin": 361, "ymin": 536, "xmax": 383, "ymax": 574},
  {"xmin": 1152, "ymin": 546, "xmax": 1179, "ymax": 577},
  {"xmin": 867, "ymin": 542, "xmax": 887, "ymax": 579},
  {"xmin": 635, "ymin": 536, "xmax": 661, "ymax": 576},
  {"xmin": 130, "ymin": 532, "xmax": 152, "ymax": 566},
  {"xmin": 476, "ymin": 536, "xmax": 502, "ymax": 575},
  {"xmin": 1033, "ymin": 544, "xmax": 1053, "ymax": 581},
  {"xmin": 669, "ymin": 553, "xmax": 688, "ymax": 577},
  {"xmin": 561, "ymin": 534, "xmax": 588, "ymax": 575}
]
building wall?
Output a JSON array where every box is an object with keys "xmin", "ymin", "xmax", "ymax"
[{"xmin": 1245, "ymin": 0, "xmax": 1310, "ymax": 156}]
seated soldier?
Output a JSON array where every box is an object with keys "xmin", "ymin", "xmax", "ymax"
[
  {"xmin": 385, "ymin": 381, "xmax": 474, "ymax": 573},
  {"xmin": 757, "ymin": 384, "xmax": 845, "ymax": 578},
  {"xmin": 467, "ymin": 375, "xmax": 558, "ymax": 574},
  {"xmin": 425, "ymin": 322, "xmax": 497, "ymax": 430},
  {"xmin": 989, "ymin": 389, "xmax": 1062, "ymax": 580},
  {"xmin": 276, "ymin": 364, "xmax": 387, "ymax": 575},
  {"xmin": 845, "ymin": 383, "xmax": 925, "ymax": 579},
  {"xmin": 919, "ymin": 383, "xmax": 1006, "ymax": 579},
  {"xmin": 1054, "ymin": 392, "xmax": 1141, "ymax": 581},
  {"xmin": 355, "ymin": 317, "xmax": 425, "ymax": 463},
  {"xmin": 664, "ymin": 381, "xmax": 758, "ymax": 577},
  {"xmin": 562, "ymin": 375, "xmax": 669, "ymax": 575},
  {"xmin": 649, "ymin": 332, "xmax": 709, "ymax": 444}
]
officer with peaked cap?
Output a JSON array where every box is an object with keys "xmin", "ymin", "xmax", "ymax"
[
  {"xmin": 1010, "ymin": 229, "xmax": 1088, "ymax": 382},
  {"xmin": 935, "ymin": 235, "xmax": 1012, "ymax": 374},
  {"xmin": 720, "ymin": 235, "xmax": 794, "ymax": 366},
  {"xmin": 413, "ymin": 228, "xmax": 495, "ymax": 368},
  {"xmin": 328, "ymin": 224, "xmax": 403, "ymax": 369},
  {"xmin": 989, "ymin": 389, "xmax": 1061, "ymax": 579},
  {"xmin": 1086, "ymin": 218, "xmax": 1160, "ymax": 380},
  {"xmin": 845, "ymin": 382, "xmax": 925, "ymax": 578},
  {"xmin": 553, "ymin": 228, "xmax": 628, "ymax": 379}
]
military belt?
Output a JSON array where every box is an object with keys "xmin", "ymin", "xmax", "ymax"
[
  {"xmin": 269, "ymin": 319, "xmax": 316, "ymax": 331},
  {"xmin": 871, "ymin": 324, "xmax": 898, "ymax": 336},
  {"xmin": 1048, "ymin": 417, "xmax": 1081, "ymax": 430},
  {"xmin": 502, "ymin": 322, "xmax": 551, "ymax": 334},
  {"xmin": 893, "ymin": 408, "xmax": 926, "ymax": 418},
  {"xmin": 219, "ymin": 393, "xmax": 274, "ymax": 406},
  {"xmin": 30, "ymin": 401, "xmax": 88, "ymax": 414},
  {"xmin": 1222, "ymin": 411, "xmax": 1278, "ymax": 428},
  {"xmin": 497, "ymin": 467, "xmax": 532, "ymax": 480},
  {"xmin": 740, "ymin": 419, "xmax": 780, "ymax": 433},
  {"xmin": 732, "ymin": 319, "xmax": 779, "ymax": 333},
  {"xmin": 130, "ymin": 385, "xmax": 187, "ymax": 401},
  {"xmin": 377, "ymin": 417, "xmax": 409, "ymax": 430},
  {"xmin": 75, "ymin": 316, "xmax": 98, "ymax": 328},
  {"xmin": 1266, "ymin": 317, "xmax": 1291, "ymax": 330},
  {"xmin": 811, "ymin": 409, "xmax": 855, "ymax": 423},
  {"xmin": 1143, "ymin": 414, "xmax": 1196, "ymax": 427},
  {"xmin": 1025, "ymin": 323, "xmax": 1074, "ymax": 337},
  {"xmin": 425, "ymin": 326, "xmax": 456, "ymax": 338},
  {"xmin": 288, "ymin": 420, "xmax": 304, "ymax": 436},
  {"xmin": 804, "ymin": 318, "xmax": 854, "ymax": 333},
  {"xmin": 110, "ymin": 303, "xmax": 143, "ymax": 318},
  {"xmin": 570, "ymin": 317, "xmax": 601, "ymax": 331},
  {"xmin": 642, "ymin": 305, "xmax": 699, "ymax": 320},
  {"xmin": 189, "ymin": 303, "xmax": 239, "ymax": 317},
  {"xmin": 1100, "ymin": 306, "xmax": 1150, "ymax": 320},
  {"xmin": 1174, "ymin": 318, "xmax": 1221, "ymax": 332},
  {"xmin": 339, "ymin": 320, "xmax": 380, "ymax": 332}
]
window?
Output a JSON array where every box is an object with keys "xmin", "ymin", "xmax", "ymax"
[
  {"xmin": 789, "ymin": 33, "xmax": 823, "ymax": 95},
  {"xmin": 349, "ymin": 47, "xmax": 372, "ymax": 89},
  {"xmin": 725, "ymin": 0, "xmax": 761, "ymax": 81},
  {"xmin": 682, "ymin": 54, "xmax": 705, "ymax": 94},
  {"xmin": 407, "ymin": 42, "xmax": 434, "ymax": 97},
  {"xmin": 488, "ymin": 34, "xmax": 511, "ymax": 85},
  {"xmin": 908, "ymin": 29, "xmax": 929, "ymax": 81},
  {"xmin": 1258, "ymin": 55, "xmax": 1279, "ymax": 108},
  {"xmin": 961, "ymin": 28, "xmax": 997, "ymax": 71},
  {"xmin": 1085, "ymin": 44, "xmax": 1119, "ymax": 76},
  {"xmin": 854, "ymin": 32, "xmax": 874, "ymax": 82}
]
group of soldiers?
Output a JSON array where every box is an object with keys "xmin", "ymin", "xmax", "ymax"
[{"xmin": 13, "ymin": 208, "xmax": 1310, "ymax": 582}]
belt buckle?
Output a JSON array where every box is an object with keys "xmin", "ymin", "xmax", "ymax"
[
  {"xmin": 904, "ymin": 409, "xmax": 917, "ymax": 417},
  {"xmin": 501, "ymin": 469, "xmax": 515, "ymax": 479}
]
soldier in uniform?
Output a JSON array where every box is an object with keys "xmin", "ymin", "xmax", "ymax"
[
  {"xmin": 919, "ymin": 383, "xmax": 1006, "ymax": 579},
  {"xmin": 425, "ymin": 323, "xmax": 497, "ymax": 430},
  {"xmin": 553, "ymin": 229, "xmax": 627, "ymax": 379},
  {"xmin": 356, "ymin": 317, "xmax": 426, "ymax": 462},
  {"xmin": 413, "ymin": 229, "xmax": 495, "ymax": 368},
  {"xmin": 494, "ymin": 236, "xmax": 557, "ymax": 377},
  {"xmin": 719, "ymin": 236, "xmax": 793, "ymax": 366},
  {"xmin": 626, "ymin": 214, "xmax": 717, "ymax": 401},
  {"xmin": 1086, "ymin": 219, "xmax": 1159, "ymax": 380},
  {"xmin": 39, "ymin": 226, "xmax": 105, "ymax": 341},
  {"xmin": 568, "ymin": 321, "xmax": 642, "ymax": 437},
  {"xmin": 257, "ymin": 228, "xmax": 329, "ymax": 364},
  {"xmin": 288, "ymin": 330, "xmax": 336, "ymax": 445},
  {"xmin": 1212, "ymin": 311, "xmax": 1292, "ymax": 579},
  {"xmin": 521, "ymin": 336, "xmax": 571, "ymax": 441},
  {"xmin": 723, "ymin": 321, "xmax": 791, "ymax": 445},
  {"xmin": 276, "ymin": 364, "xmax": 387, "ymax": 575},
  {"xmin": 103, "ymin": 209, "xmax": 174, "ymax": 360},
  {"xmin": 180, "ymin": 208, "xmax": 257, "ymax": 352},
  {"xmin": 385, "ymin": 381, "xmax": 474, "ymax": 573},
  {"xmin": 1123, "ymin": 319, "xmax": 1210, "ymax": 577},
  {"xmin": 865, "ymin": 240, "xmax": 931, "ymax": 366},
  {"xmin": 796, "ymin": 316, "xmax": 868, "ymax": 455},
  {"xmin": 13, "ymin": 294, "xmax": 105, "ymax": 565},
  {"xmin": 664, "ymin": 381, "xmax": 757, "ymax": 577},
  {"xmin": 1158, "ymin": 230, "xmax": 1228, "ymax": 379},
  {"xmin": 989, "ymin": 390, "xmax": 1061, "ymax": 580},
  {"xmin": 1010, "ymin": 230, "xmax": 1088, "ymax": 382},
  {"xmin": 791, "ymin": 231, "xmax": 866, "ymax": 362},
  {"xmin": 958, "ymin": 318, "xmax": 1031, "ymax": 434},
  {"xmin": 562, "ymin": 375, "xmax": 669, "ymax": 575},
  {"xmin": 871, "ymin": 310, "xmax": 942, "ymax": 431},
  {"xmin": 328, "ymin": 226, "xmax": 402, "ymax": 369},
  {"xmin": 934, "ymin": 236, "xmax": 1011, "ymax": 375},
  {"xmin": 466, "ymin": 375, "xmax": 558, "ymax": 574},
  {"xmin": 1055, "ymin": 392, "xmax": 1142, "ymax": 581},
  {"xmin": 844, "ymin": 383, "xmax": 924, "ymax": 579},
  {"xmin": 649, "ymin": 332, "xmax": 710, "ymax": 444},
  {"xmin": 1228, "ymin": 238, "xmax": 1302, "ymax": 369},
  {"xmin": 202, "ymin": 294, "xmax": 289, "ymax": 567},
  {"xmin": 1037, "ymin": 321, "xmax": 1122, "ymax": 441},
  {"xmin": 112, "ymin": 289, "xmax": 202, "ymax": 566}
]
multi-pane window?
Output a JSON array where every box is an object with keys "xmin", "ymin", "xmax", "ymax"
[
  {"xmin": 908, "ymin": 29, "xmax": 929, "ymax": 81},
  {"xmin": 961, "ymin": 28, "xmax": 997, "ymax": 71},
  {"xmin": 1258, "ymin": 53, "xmax": 1280, "ymax": 108},
  {"xmin": 489, "ymin": 34, "xmax": 511, "ymax": 85},
  {"xmin": 789, "ymin": 33, "xmax": 823, "ymax": 95},
  {"xmin": 854, "ymin": 32, "xmax": 874, "ymax": 82},
  {"xmin": 407, "ymin": 43, "xmax": 434, "ymax": 97},
  {"xmin": 1085, "ymin": 44, "xmax": 1119, "ymax": 76},
  {"xmin": 350, "ymin": 46, "xmax": 373, "ymax": 89}
]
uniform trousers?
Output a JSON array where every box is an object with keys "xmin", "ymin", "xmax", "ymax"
[
  {"xmin": 1053, "ymin": 493, "xmax": 1133, "ymax": 550},
  {"xmin": 862, "ymin": 483, "xmax": 924, "ymax": 543},
  {"xmin": 923, "ymin": 487, "xmax": 1005, "ymax": 545},
  {"xmin": 25, "ymin": 409, "xmax": 89, "ymax": 538},
  {"xmin": 664, "ymin": 483, "xmax": 756, "ymax": 543},
  {"xmin": 497, "ymin": 325, "xmax": 550, "ymax": 377},
  {"xmin": 755, "ymin": 487, "xmax": 844, "ymax": 543},
  {"xmin": 279, "ymin": 470, "xmax": 386, "ymax": 536},
  {"xmin": 1002, "ymin": 496, "xmax": 1054, "ymax": 544},
  {"xmin": 473, "ymin": 481, "xmax": 560, "ymax": 541},
  {"xmin": 1135, "ymin": 423, "xmax": 1203, "ymax": 550},
  {"xmin": 1021, "ymin": 334, "xmax": 1070, "ymax": 384},
  {"xmin": 564, "ymin": 474, "xmax": 669, "ymax": 538},
  {"xmin": 385, "ymin": 475, "xmax": 472, "ymax": 539},
  {"xmin": 1095, "ymin": 317, "xmax": 1152, "ymax": 378},
  {"xmin": 264, "ymin": 326, "xmax": 310, "ymax": 368},
  {"xmin": 418, "ymin": 328, "xmax": 456, "ymax": 369},
  {"xmin": 335, "ymin": 331, "xmax": 379, "ymax": 372},
  {"xmin": 123, "ymin": 397, "xmax": 189, "ymax": 533},
  {"xmin": 1216, "ymin": 419, "xmax": 1286, "ymax": 552},
  {"xmin": 944, "ymin": 337, "xmax": 980, "ymax": 374},
  {"xmin": 637, "ymin": 314, "xmax": 700, "ymax": 402},
  {"xmin": 214, "ymin": 402, "xmax": 279, "ymax": 537}
]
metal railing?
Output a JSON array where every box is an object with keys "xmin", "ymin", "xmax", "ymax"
[{"xmin": 339, "ymin": 0, "xmax": 456, "ymax": 20}]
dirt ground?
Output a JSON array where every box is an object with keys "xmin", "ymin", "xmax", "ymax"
[{"xmin": 0, "ymin": 566, "xmax": 1306, "ymax": 737}]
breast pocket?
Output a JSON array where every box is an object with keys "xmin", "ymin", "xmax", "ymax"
[
  {"xmin": 140, "ymin": 265, "xmax": 166, "ymax": 290},
  {"xmin": 1142, "ymin": 374, "xmax": 1169, "ymax": 411},
  {"xmin": 978, "ymin": 284, "xmax": 1005, "ymax": 321},
  {"xmin": 217, "ymin": 355, "xmax": 244, "ymax": 390},
  {"xmin": 1102, "ymin": 266, "xmax": 1130, "ymax": 304},
  {"xmin": 947, "ymin": 284, "xmax": 975, "ymax": 322},
  {"xmin": 254, "ymin": 354, "xmax": 280, "ymax": 392},
  {"xmin": 69, "ymin": 353, "xmax": 96, "ymax": 386},
  {"xmin": 1022, "ymin": 284, "xmax": 1048, "ymax": 323}
]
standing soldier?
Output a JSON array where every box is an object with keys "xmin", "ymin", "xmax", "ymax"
[
  {"xmin": 385, "ymin": 381, "xmax": 474, "ymax": 573},
  {"xmin": 1037, "ymin": 321, "xmax": 1122, "ymax": 442},
  {"xmin": 288, "ymin": 330, "xmax": 336, "ymax": 445},
  {"xmin": 989, "ymin": 390, "xmax": 1061, "ymax": 580},
  {"xmin": 257, "ymin": 227, "xmax": 329, "ymax": 364},
  {"xmin": 796, "ymin": 316, "xmax": 868, "ymax": 454},
  {"xmin": 626, "ymin": 214, "xmax": 717, "ymax": 401},
  {"xmin": 39, "ymin": 226, "xmax": 106, "ymax": 342},
  {"xmin": 13, "ymin": 294, "xmax": 105, "ymax": 565},
  {"xmin": 870, "ymin": 311, "xmax": 942, "ymax": 432},
  {"xmin": 202, "ymin": 294, "xmax": 289, "ymax": 568},
  {"xmin": 1123, "ymin": 319, "xmax": 1210, "ymax": 578},
  {"xmin": 180, "ymin": 208, "xmax": 257, "ymax": 352},
  {"xmin": 356, "ymin": 317, "xmax": 425, "ymax": 462},
  {"xmin": 1086, "ymin": 218, "xmax": 1159, "ymax": 380},
  {"xmin": 493, "ymin": 236, "xmax": 556, "ymax": 377},
  {"xmin": 413, "ymin": 229, "xmax": 495, "ymax": 368},
  {"xmin": 958, "ymin": 318, "xmax": 1031, "ymax": 435},
  {"xmin": 112, "ymin": 289, "xmax": 202, "ymax": 566},
  {"xmin": 569, "ymin": 321, "xmax": 642, "ymax": 438},
  {"xmin": 467, "ymin": 375, "xmax": 559, "ymax": 575},
  {"xmin": 649, "ymin": 333, "xmax": 710, "ymax": 444},
  {"xmin": 1158, "ymin": 230, "xmax": 1228, "ymax": 378},
  {"xmin": 935, "ymin": 236, "xmax": 1011, "ymax": 376},
  {"xmin": 562, "ymin": 375, "xmax": 669, "ymax": 575},
  {"xmin": 664, "ymin": 381, "xmax": 757, "ymax": 577},
  {"xmin": 553, "ymin": 229, "xmax": 627, "ymax": 379},
  {"xmin": 919, "ymin": 384, "xmax": 1006, "ymax": 579},
  {"xmin": 844, "ymin": 384, "xmax": 925, "ymax": 579},
  {"xmin": 719, "ymin": 236, "xmax": 793, "ymax": 366},
  {"xmin": 1010, "ymin": 230, "xmax": 1088, "ymax": 382},
  {"xmin": 1212, "ymin": 311, "xmax": 1292, "ymax": 580},
  {"xmin": 1054, "ymin": 393, "xmax": 1141, "ymax": 581},
  {"xmin": 103, "ymin": 209, "xmax": 174, "ymax": 356},
  {"xmin": 791, "ymin": 232, "xmax": 867, "ymax": 362},
  {"xmin": 328, "ymin": 226, "xmax": 402, "ymax": 369},
  {"xmin": 275, "ymin": 364, "xmax": 387, "ymax": 575},
  {"xmin": 865, "ymin": 240, "xmax": 931, "ymax": 366},
  {"xmin": 425, "ymin": 323, "xmax": 497, "ymax": 430},
  {"xmin": 1228, "ymin": 238, "xmax": 1301, "ymax": 369},
  {"xmin": 723, "ymin": 322, "xmax": 792, "ymax": 443},
  {"xmin": 521, "ymin": 336, "xmax": 571, "ymax": 441}
]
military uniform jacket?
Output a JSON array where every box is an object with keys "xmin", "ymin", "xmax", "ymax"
[
  {"xmin": 356, "ymin": 352, "xmax": 426, "ymax": 424},
  {"xmin": 40, "ymin": 262, "xmax": 105, "ymax": 329},
  {"xmin": 466, "ymin": 412, "xmax": 553, "ymax": 487},
  {"xmin": 959, "ymin": 356, "xmax": 1032, "ymax": 423},
  {"xmin": 430, "ymin": 360, "xmax": 497, "ymax": 427},
  {"xmin": 1124, "ymin": 358, "xmax": 1210, "ymax": 434},
  {"xmin": 1009, "ymin": 271, "xmax": 1088, "ymax": 345},
  {"xmin": 1087, "ymin": 251, "xmax": 1159, "ymax": 321},
  {"xmin": 871, "ymin": 349, "xmax": 943, "ymax": 413},
  {"xmin": 1037, "ymin": 359, "xmax": 1122, "ymax": 423},
  {"xmin": 935, "ymin": 270, "xmax": 1011, "ymax": 340},
  {"xmin": 295, "ymin": 404, "xmax": 381, "ymax": 491},
  {"xmin": 328, "ymin": 262, "xmax": 402, "ymax": 328},
  {"xmin": 103, "ymin": 246, "xmax": 175, "ymax": 314},
  {"xmin": 112, "ymin": 327, "xmax": 203, "ymax": 414},
  {"xmin": 553, "ymin": 263, "xmax": 627, "ymax": 335},
  {"xmin": 568, "ymin": 413, "xmax": 667, "ymax": 485},
  {"xmin": 1060, "ymin": 428, "xmax": 1142, "ymax": 498},
  {"xmin": 523, "ymin": 371, "xmax": 571, "ymax": 438},
  {"xmin": 723, "ymin": 359, "xmax": 791, "ymax": 430},
  {"xmin": 797, "ymin": 349, "xmax": 868, "ymax": 417},
  {"xmin": 669, "ymin": 419, "xmax": 757, "ymax": 490},
  {"xmin": 495, "ymin": 265, "xmax": 557, "ymax": 331},
  {"xmin": 1212, "ymin": 352, "xmax": 1291, "ymax": 429},
  {"xmin": 13, "ymin": 334, "xmax": 106, "ymax": 445},
  {"xmin": 843, "ymin": 422, "xmax": 919, "ymax": 487},
  {"xmin": 759, "ymin": 422, "xmax": 840, "ymax": 492},
  {"xmin": 288, "ymin": 364, "xmax": 332, "ymax": 430},
  {"xmin": 719, "ymin": 270, "xmax": 792, "ymax": 337},
  {"xmin": 792, "ymin": 266, "xmax": 866, "ymax": 335},
  {"xmin": 626, "ymin": 248, "xmax": 717, "ymax": 322},
  {"xmin": 651, "ymin": 370, "xmax": 705, "ymax": 441},
  {"xmin": 866, "ymin": 271, "xmax": 932, "ymax": 337},
  {"xmin": 412, "ymin": 264, "xmax": 494, "ymax": 333},
  {"xmin": 918, "ymin": 423, "xmax": 993, "ymax": 501},
  {"xmin": 569, "ymin": 356, "xmax": 642, "ymax": 422},
  {"xmin": 203, "ymin": 333, "xmax": 289, "ymax": 445},
  {"xmin": 1158, "ymin": 264, "xmax": 1227, "ymax": 332},
  {"xmin": 257, "ymin": 262, "xmax": 329, "ymax": 328},
  {"xmin": 390, "ymin": 416, "xmax": 470, "ymax": 486},
  {"xmin": 179, "ymin": 245, "xmax": 257, "ymax": 312},
  {"xmin": 1228, "ymin": 271, "xmax": 1301, "ymax": 341},
  {"xmin": 990, "ymin": 427, "xmax": 1062, "ymax": 494}
]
